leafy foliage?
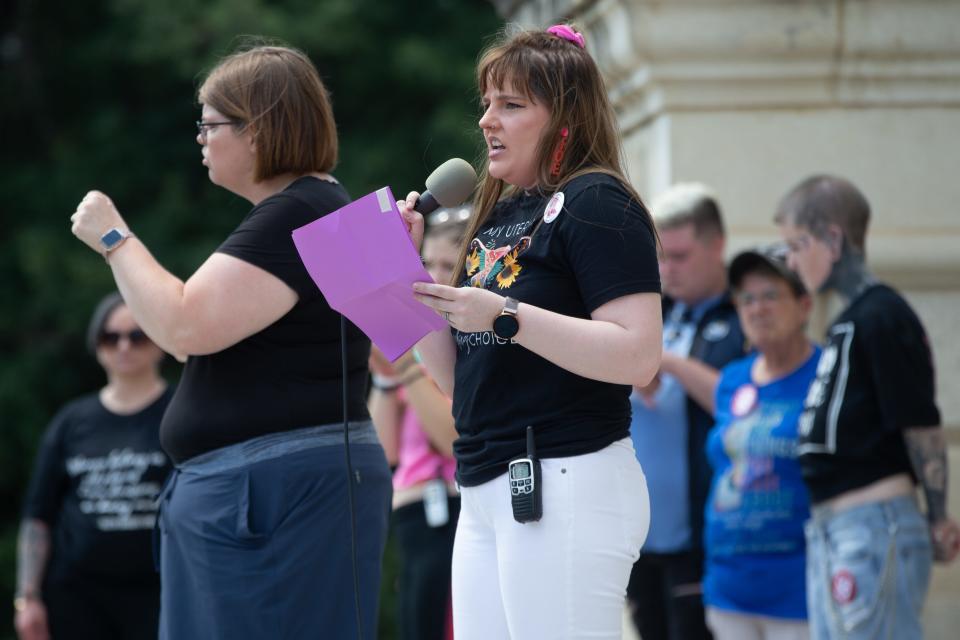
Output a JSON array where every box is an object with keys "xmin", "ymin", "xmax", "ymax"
[{"xmin": 0, "ymin": 0, "xmax": 500, "ymax": 636}]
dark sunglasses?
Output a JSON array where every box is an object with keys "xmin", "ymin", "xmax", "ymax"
[{"xmin": 98, "ymin": 329, "xmax": 151, "ymax": 348}]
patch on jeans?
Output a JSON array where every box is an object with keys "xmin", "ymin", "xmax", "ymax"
[{"xmin": 831, "ymin": 569, "xmax": 857, "ymax": 604}]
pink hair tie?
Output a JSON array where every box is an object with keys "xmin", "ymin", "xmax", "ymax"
[{"xmin": 546, "ymin": 24, "xmax": 585, "ymax": 49}]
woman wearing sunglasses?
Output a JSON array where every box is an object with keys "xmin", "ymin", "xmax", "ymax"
[{"xmin": 14, "ymin": 292, "xmax": 173, "ymax": 640}]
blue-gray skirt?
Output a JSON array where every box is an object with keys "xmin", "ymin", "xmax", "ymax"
[{"xmin": 155, "ymin": 421, "xmax": 392, "ymax": 640}]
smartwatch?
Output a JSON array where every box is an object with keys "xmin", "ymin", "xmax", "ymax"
[
  {"xmin": 492, "ymin": 297, "xmax": 520, "ymax": 340},
  {"xmin": 100, "ymin": 228, "xmax": 133, "ymax": 258}
]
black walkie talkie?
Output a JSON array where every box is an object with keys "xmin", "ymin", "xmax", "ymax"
[{"xmin": 509, "ymin": 426, "xmax": 542, "ymax": 523}]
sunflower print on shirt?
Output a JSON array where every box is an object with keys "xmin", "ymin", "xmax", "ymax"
[{"xmin": 466, "ymin": 236, "xmax": 532, "ymax": 289}]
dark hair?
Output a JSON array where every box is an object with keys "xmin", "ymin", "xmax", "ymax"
[
  {"xmin": 86, "ymin": 292, "xmax": 125, "ymax": 354},
  {"xmin": 729, "ymin": 245, "xmax": 806, "ymax": 298},
  {"xmin": 774, "ymin": 174, "xmax": 870, "ymax": 254},
  {"xmin": 738, "ymin": 262, "xmax": 806, "ymax": 298},
  {"xmin": 198, "ymin": 43, "xmax": 338, "ymax": 181},
  {"xmin": 454, "ymin": 25, "xmax": 654, "ymax": 279}
]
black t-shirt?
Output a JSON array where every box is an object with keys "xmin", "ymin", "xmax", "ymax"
[
  {"xmin": 797, "ymin": 284, "xmax": 941, "ymax": 503},
  {"xmin": 453, "ymin": 172, "xmax": 661, "ymax": 486},
  {"xmin": 24, "ymin": 388, "xmax": 174, "ymax": 585},
  {"xmin": 160, "ymin": 177, "xmax": 370, "ymax": 463}
]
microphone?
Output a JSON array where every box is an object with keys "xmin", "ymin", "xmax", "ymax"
[{"xmin": 414, "ymin": 158, "xmax": 477, "ymax": 214}]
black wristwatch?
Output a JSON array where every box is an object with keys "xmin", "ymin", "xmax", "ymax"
[{"xmin": 492, "ymin": 297, "xmax": 520, "ymax": 340}]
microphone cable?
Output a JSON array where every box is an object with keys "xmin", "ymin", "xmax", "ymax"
[{"xmin": 341, "ymin": 315, "xmax": 364, "ymax": 640}]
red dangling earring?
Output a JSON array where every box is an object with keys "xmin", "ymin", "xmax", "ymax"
[{"xmin": 550, "ymin": 127, "xmax": 569, "ymax": 177}]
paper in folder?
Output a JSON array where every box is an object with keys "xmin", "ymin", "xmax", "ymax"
[{"xmin": 292, "ymin": 186, "xmax": 448, "ymax": 361}]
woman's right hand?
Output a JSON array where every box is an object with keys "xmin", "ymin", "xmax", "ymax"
[
  {"xmin": 398, "ymin": 191, "xmax": 425, "ymax": 253},
  {"xmin": 369, "ymin": 346, "xmax": 398, "ymax": 377},
  {"xmin": 14, "ymin": 598, "xmax": 50, "ymax": 640},
  {"xmin": 369, "ymin": 345, "xmax": 420, "ymax": 378}
]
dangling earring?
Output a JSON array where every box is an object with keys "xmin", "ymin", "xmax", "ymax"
[{"xmin": 550, "ymin": 127, "xmax": 569, "ymax": 177}]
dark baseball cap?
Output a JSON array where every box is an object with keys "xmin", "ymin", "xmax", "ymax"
[{"xmin": 729, "ymin": 243, "xmax": 806, "ymax": 296}]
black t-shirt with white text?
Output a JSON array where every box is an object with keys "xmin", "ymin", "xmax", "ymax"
[
  {"xmin": 160, "ymin": 177, "xmax": 370, "ymax": 463},
  {"xmin": 24, "ymin": 389, "xmax": 174, "ymax": 585},
  {"xmin": 453, "ymin": 173, "xmax": 661, "ymax": 486},
  {"xmin": 797, "ymin": 284, "xmax": 940, "ymax": 503}
]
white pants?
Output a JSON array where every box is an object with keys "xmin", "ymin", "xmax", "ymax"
[
  {"xmin": 451, "ymin": 438, "xmax": 650, "ymax": 640},
  {"xmin": 706, "ymin": 607, "xmax": 810, "ymax": 640}
]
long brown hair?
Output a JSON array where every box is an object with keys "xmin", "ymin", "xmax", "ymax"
[{"xmin": 453, "ymin": 25, "xmax": 652, "ymax": 280}]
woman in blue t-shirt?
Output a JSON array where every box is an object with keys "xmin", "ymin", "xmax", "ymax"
[
  {"xmin": 704, "ymin": 246, "xmax": 819, "ymax": 640},
  {"xmin": 400, "ymin": 24, "xmax": 662, "ymax": 640}
]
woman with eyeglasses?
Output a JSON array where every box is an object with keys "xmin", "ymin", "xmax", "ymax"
[
  {"xmin": 14, "ymin": 292, "xmax": 173, "ymax": 640},
  {"xmin": 702, "ymin": 247, "xmax": 818, "ymax": 640},
  {"xmin": 68, "ymin": 44, "xmax": 391, "ymax": 639}
]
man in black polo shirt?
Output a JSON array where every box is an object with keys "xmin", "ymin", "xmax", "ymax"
[{"xmin": 777, "ymin": 175, "xmax": 960, "ymax": 639}]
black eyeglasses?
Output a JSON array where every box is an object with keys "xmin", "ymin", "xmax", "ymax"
[
  {"xmin": 196, "ymin": 120, "xmax": 237, "ymax": 141},
  {"xmin": 98, "ymin": 329, "xmax": 151, "ymax": 348}
]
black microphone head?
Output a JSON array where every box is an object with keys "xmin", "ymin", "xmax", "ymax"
[{"xmin": 424, "ymin": 158, "xmax": 477, "ymax": 208}]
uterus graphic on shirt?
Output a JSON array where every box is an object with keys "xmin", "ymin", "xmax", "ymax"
[{"xmin": 466, "ymin": 236, "xmax": 532, "ymax": 289}]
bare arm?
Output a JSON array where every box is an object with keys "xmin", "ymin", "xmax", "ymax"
[
  {"xmin": 414, "ymin": 283, "xmax": 662, "ymax": 387},
  {"xmin": 110, "ymin": 245, "xmax": 296, "ymax": 357},
  {"xmin": 71, "ymin": 192, "xmax": 297, "ymax": 357},
  {"xmin": 368, "ymin": 388, "xmax": 403, "ymax": 466},
  {"xmin": 513, "ymin": 294, "xmax": 662, "ymax": 385},
  {"xmin": 14, "ymin": 519, "xmax": 51, "ymax": 640},
  {"xmin": 659, "ymin": 353, "xmax": 721, "ymax": 415},
  {"xmin": 904, "ymin": 426, "xmax": 960, "ymax": 563},
  {"xmin": 904, "ymin": 427, "xmax": 949, "ymax": 523},
  {"xmin": 413, "ymin": 329, "xmax": 457, "ymax": 398},
  {"xmin": 403, "ymin": 374, "xmax": 457, "ymax": 457},
  {"xmin": 16, "ymin": 519, "xmax": 50, "ymax": 599}
]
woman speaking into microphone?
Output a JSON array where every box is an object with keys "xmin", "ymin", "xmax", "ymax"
[
  {"xmin": 401, "ymin": 24, "xmax": 663, "ymax": 639},
  {"xmin": 69, "ymin": 44, "xmax": 391, "ymax": 639}
]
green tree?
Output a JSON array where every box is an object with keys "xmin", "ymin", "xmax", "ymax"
[{"xmin": 1, "ymin": 1, "xmax": 500, "ymax": 637}]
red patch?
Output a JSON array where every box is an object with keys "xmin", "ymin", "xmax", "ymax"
[{"xmin": 831, "ymin": 569, "xmax": 857, "ymax": 605}]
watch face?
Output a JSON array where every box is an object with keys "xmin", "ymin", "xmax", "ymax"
[
  {"xmin": 101, "ymin": 229, "xmax": 124, "ymax": 249},
  {"xmin": 493, "ymin": 313, "xmax": 519, "ymax": 340}
]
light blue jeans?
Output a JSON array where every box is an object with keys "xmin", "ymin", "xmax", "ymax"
[{"xmin": 804, "ymin": 495, "xmax": 932, "ymax": 640}]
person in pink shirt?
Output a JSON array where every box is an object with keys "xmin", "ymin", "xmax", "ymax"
[{"xmin": 369, "ymin": 210, "xmax": 468, "ymax": 640}]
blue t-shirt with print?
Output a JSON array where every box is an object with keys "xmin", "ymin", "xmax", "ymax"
[{"xmin": 703, "ymin": 347, "xmax": 819, "ymax": 620}]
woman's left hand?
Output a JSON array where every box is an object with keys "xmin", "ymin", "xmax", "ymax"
[
  {"xmin": 413, "ymin": 282, "xmax": 505, "ymax": 333},
  {"xmin": 70, "ymin": 190, "xmax": 128, "ymax": 253}
]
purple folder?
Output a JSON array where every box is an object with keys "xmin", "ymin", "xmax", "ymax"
[{"xmin": 292, "ymin": 186, "xmax": 447, "ymax": 361}]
